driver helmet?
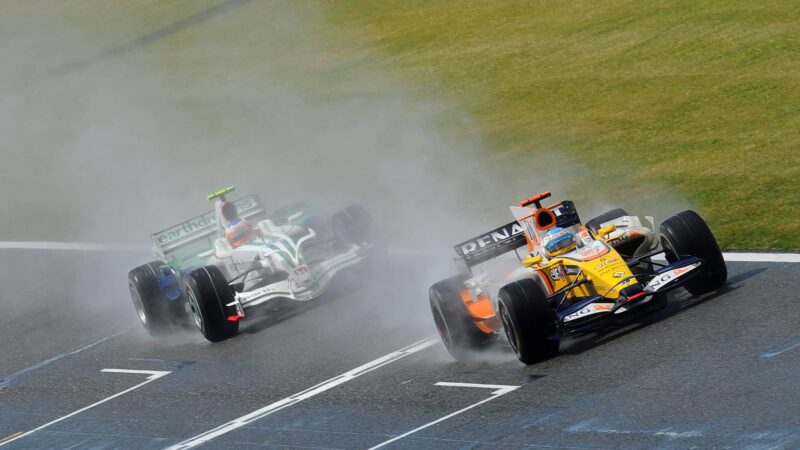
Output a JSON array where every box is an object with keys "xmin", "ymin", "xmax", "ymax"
[
  {"xmin": 542, "ymin": 227, "xmax": 576, "ymax": 257},
  {"xmin": 220, "ymin": 200, "xmax": 240, "ymax": 227}
]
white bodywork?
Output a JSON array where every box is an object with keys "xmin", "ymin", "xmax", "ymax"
[{"xmin": 150, "ymin": 194, "xmax": 370, "ymax": 319}]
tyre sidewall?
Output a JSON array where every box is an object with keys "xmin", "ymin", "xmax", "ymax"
[
  {"xmin": 660, "ymin": 210, "xmax": 727, "ymax": 294},
  {"xmin": 498, "ymin": 278, "xmax": 559, "ymax": 364},
  {"xmin": 187, "ymin": 266, "xmax": 239, "ymax": 342},
  {"xmin": 429, "ymin": 274, "xmax": 492, "ymax": 360},
  {"xmin": 128, "ymin": 262, "xmax": 178, "ymax": 335}
]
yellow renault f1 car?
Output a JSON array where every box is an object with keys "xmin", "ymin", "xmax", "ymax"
[{"xmin": 429, "ymin": 191, "xmax": 727, "ymax": 364}]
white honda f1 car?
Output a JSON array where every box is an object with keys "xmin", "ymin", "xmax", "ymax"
[{"xmin": 128, "ymin": 186, "xmax": 376, "ymax": 342}]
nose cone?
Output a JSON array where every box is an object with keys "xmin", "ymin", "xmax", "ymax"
[{"xmin": 582, "ymin": 255, "xmax": 637, "ymax": 300}]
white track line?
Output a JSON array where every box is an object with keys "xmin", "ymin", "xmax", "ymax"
[
  {"xmin": 759, "ymin": 337, "xmax": 800, "ymax": 358},
  {"xmin": 1, "ymin": 242, "xmax": 797, "ymax": 263},
  {"xmin": 722, "ymin": 252, "xmax": 800, "ymax": 263},
  {"xmin": 166, "ymin": 337, "xmax": 438, "ymax": 450},
  {"xmin": 0, "ymin": 369, "xmax": 170, "ymax": 447},
  {"xmin": 367, "ymin": 382, "xmax": 520, "ymax": 449},
  {"xmin": 0, "ymin": 328, "xmax": 130, "ymax": 388},
  {"xmin": 0, "ymin": 241, "xmax": 146, "ymax": 251}
]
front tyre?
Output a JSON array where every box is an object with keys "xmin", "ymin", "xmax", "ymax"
[
  {"xmin": 429, "ymin": 275, "xmax": 493, "ymax": 361},
  {"xmin": 186, "ymin": 266, "xmax": 239, "ymax": 342},
  {"xmin": 498, "ymin": 278, "xmax": 559, "ymax": 365},
  {"xmin": 128, "ymin": 262, "xmax": 185, "ymax": 335},
  {"xmin": 660, "ymin": 210, "xmax": 727, "ymax": 296}
]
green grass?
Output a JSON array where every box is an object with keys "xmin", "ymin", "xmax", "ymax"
[
  {"xmin": 5, "ymin": 1, "xmax": 795, "ymax": 249},
  {"xmin": 316, "ymin": 0, "xmax": 800, "ymax": 250}
]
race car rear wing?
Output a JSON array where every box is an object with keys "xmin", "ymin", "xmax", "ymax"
[
  {"xmin": 151, "ymin": 194, "xmax": 265, "ymax": 261},
  {"xmin": 453, "ymin": 220, "xmax": 527, "ymax": 272}
]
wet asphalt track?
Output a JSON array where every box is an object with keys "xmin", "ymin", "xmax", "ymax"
[{"xmin": 1, "ymin": 249, "xmax": 799, "ymax": 449}]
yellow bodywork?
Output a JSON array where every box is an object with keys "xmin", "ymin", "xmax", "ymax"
[{"xmin": 533, "ymin": 243, "xmax": 636, "ymax": 301}]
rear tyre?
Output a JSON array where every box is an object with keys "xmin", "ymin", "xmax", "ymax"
[
  {"xmin": 660, "ymin": 210, "xmax": 727, "ymax": 296},
  {"xmin": 585, "ymin": 208, "xmax": 628, "ymax": 235},
  {"xmin": 429, "ymin": 274, "xmax": 493, "ymax": 361},
  {"xmin": 128, "ymin": 262, "xmax": 185, "ymax": 335},
  {"xmin": 186, "ymin": 266, "xmax": 239, "ymax": 342},
  {"xmin": 498, "ymin": 278, "xmax": 559, "ymax": 365}
]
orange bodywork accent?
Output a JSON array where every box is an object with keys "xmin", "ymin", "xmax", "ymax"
[
  {"xmin": 518, "ymin": 191, "xmax": 552, "ymax": 207},
  {"xmin": 537, "ymin": 271, "xmax": 555, "ymax": 294},
  {"xmin": 534, "ymin": 208, "xmax": 557, "ymax": 231},
  {"xmin": 460, "ymin": 289, "xmax": 497, "ymax": 334}
]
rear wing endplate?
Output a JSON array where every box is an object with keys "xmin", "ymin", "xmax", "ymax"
[
  {"xmin": 453, "ymin": 220, "xmax": 527, "ymax": 271},
  {"xmin": 151, "ymin": 194, "xmax": 265, "ymax": 260}
]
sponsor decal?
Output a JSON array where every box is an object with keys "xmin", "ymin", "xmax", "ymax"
[
  {"xmin": 154, "ymin": 196, "xmax": 259, "ymax": 246},
  {"xmin": 550, "ymin": 267, "xmax": 563, "ymax": 280},
  {"xmin": 609, "ymin": 229, "xmax": 639, "ymax": 246},
  {"xmin": 645, "ymin": 262, "xmax": 700, "ymax": 292},
  {"xmin": 289, "ymin": 265, "xmax": 315, "ymax": 292},
  {"xmin": 459, "ymin": 222, "xmax": 525, "ymax": 256},
  {"xmin": 564, "ymin": 303, "xmax": 614, "ymax": 322},
  {"xmin": 613, "ymin": 271, "xmax": 625, "ymax": 278},
  {"xmin": 570, "ymin": 241, "xmax": 609, "ymax": 260},
  {"xmin": 595, "ymin": 257, "xmax": 620, "ymax": 271},
  {"xmin": 565, "ymin": 265, "xmax": 581, "ymax": 275},
  {"xmin": 227, "ymin": 259, "xmax": 252, "ymax": 273}
]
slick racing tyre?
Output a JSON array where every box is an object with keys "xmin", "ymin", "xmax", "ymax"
[
  {"xmin": 128, "ymin": 262, "xmax": 185, "ymax": 336},
  {"xmin": 186, "ymin": 266, "xmax": 239, "ymax": 342},
  {"xmin": 585, "ymin": 208, "xmax": 628, "ymax": 235},
  {"xmin": 660, "ymin": 210, "xmax": 727, "ymax": 296},
  {"xmin": 332, "ymin": 204, "xmax": 373, "ymax": 246},
  {"xmin": 498, "ymin": 278, "xmax": 559, "ymax": 365},
  {"xmin": 429, "ymin": 274, "xmax": 493, "ymax": 361}
]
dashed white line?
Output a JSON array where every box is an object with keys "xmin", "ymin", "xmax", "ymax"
[
  {"xmin": 434, "ymin": 382, "xmax": 519, "ymax": 395},
  {"xmin": 0, "ymin": 368, "xmax": 170, "ymax": 447},
  {"xmin": 0, "ymin": 328, "xmax": 130, "ymax": 388},
  {"xmin": 166, "ymin": 337, "xmax": 438, "ymax": 450},
  {"xmin": 367, "ymin": 382, "xmax": 520, "ymax": 449}
]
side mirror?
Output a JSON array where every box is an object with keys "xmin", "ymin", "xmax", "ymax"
[
  {"xmin": 522, "ymin": 254, "xmax": 543, "ymax": 268},
  {"xmin": 214, "ymin": 237, "xmax": 234, "ymax": 259},
  {"xmin": 598, "ymin": 224, "xmax": 617, "ymax": 237}
]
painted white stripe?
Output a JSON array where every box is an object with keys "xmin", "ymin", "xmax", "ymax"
[
  {"xmin": 367, "ymin": 382, "xmax": 520, "ymax": 449},
  {"xmin": 0, "ymin": 241, "xmax": 146, "ymax": 251},
  {"xmin": 100, "ymin": 369, "xmax": 171, "ymax": 377},
  {"xmin": 0, "ymin": 368, "xmax": 170, "ymax": 447},
  {"xmin": 166, "ymin": 337, "xmax": 438, "ymax": 450},
  {"xmin": 434, "ymin": 382, "xmax": 519, "ymax": 395},
  {"xmin": 759, "ymin": 337, "xmax": 800, "ymax": 358},
  {"xmin": 722, "ymin": 252, "xmax": 800, "ymax": 263},
  {"xmin": 0, "ymin": 328, "xmax": 130, "ymax": 388}
]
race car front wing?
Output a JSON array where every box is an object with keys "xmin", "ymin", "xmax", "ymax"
[{"xmin": 226, "ymin": 244, "xmax": 370, "ymax": 316}]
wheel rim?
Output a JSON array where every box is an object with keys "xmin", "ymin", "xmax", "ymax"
[
  {"xmin": 129, "ymin": 284, "xmax": 147, "ymax": 326},
  {"xmin": 660, "ymin": 234, "xmax": 678, "ymax": 262},
  {"xmin": 499, "ymin": 302, "xmax": 519, "ymax": 355},
  {"xmin": 186, "ymin": 288, "xmax": 203, "ymax": 330}
]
